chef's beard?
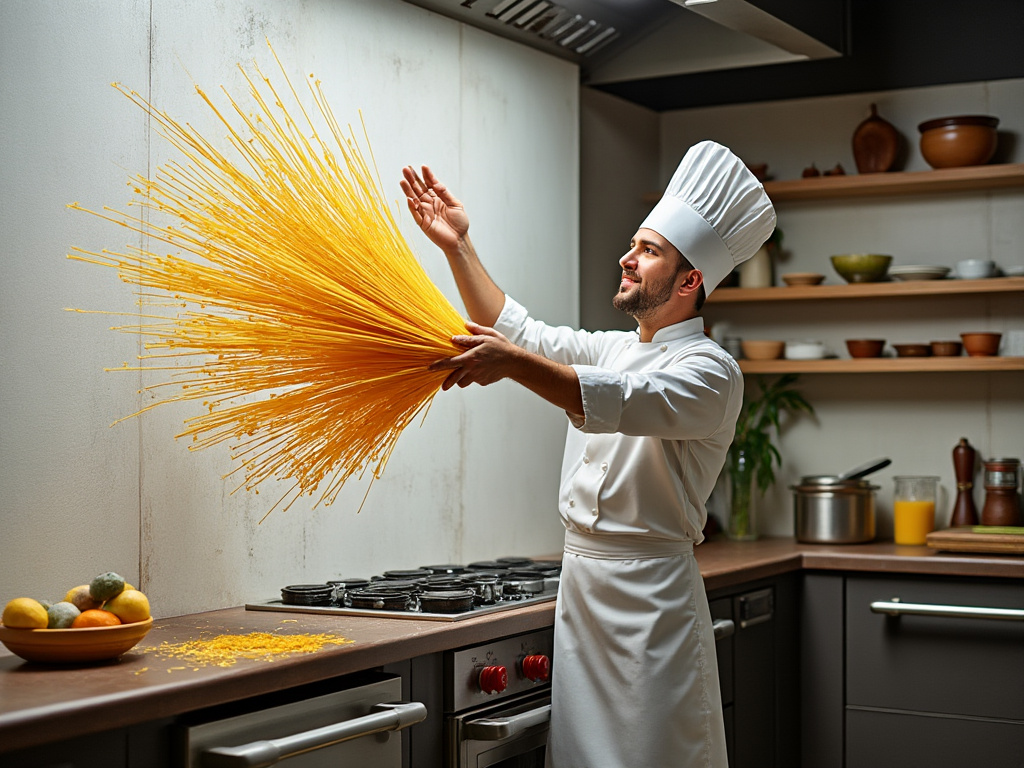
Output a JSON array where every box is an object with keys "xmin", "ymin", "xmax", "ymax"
[{"xmin": 612, "ymin": 270, "xmax": 676, "ymax": 320}]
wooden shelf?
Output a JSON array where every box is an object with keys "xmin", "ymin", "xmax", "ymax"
[
  {"xmin": 739, "ymin": 357, "xmax": 1024, "ymax": 375},
  {"xmin": 762, "ymin": 163, "xmax": 1024, "ymax": 201},
  {"xmin": 643, "ymin": 164, "xmax": 1024, "ymax": 205},
  {"xmin": 708, "ymin": 276, "xmax": 1024, "ymax": 304}
]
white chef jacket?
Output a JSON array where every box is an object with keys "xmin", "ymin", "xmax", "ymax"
[
  {"xmin": 494, "ymin": 295, "xmax": 740, "ymax": 768},
  {"xmin": 495, "ymin": 295, "xmax": 742, "ymax": 542}
]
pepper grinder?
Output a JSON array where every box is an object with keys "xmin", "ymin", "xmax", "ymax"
[{"xmin": 949, "ymin": 437, "xmax": 978, "ymax": 527}]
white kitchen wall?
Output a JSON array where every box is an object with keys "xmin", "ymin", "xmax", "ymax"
[
  {"xmin": 0, "ymin": 0, "xmax": 575, "ymax": 616},
  {"xmin": 582, "ymin": 79, "xmax": 1024, "ymax": 538}
]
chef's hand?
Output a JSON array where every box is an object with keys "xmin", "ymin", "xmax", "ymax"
[
  {"xmin": 429, "ymin": 322, "xmax": 586, "ymax": 419},
  {"xmin": 400, "ymin": 165, "xmax": 469, "ymax": 256},
  {"xmin": 429, "ymin": 322, "xmax": 520, "ymax": 391}
]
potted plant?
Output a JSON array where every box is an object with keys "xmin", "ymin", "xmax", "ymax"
[{"xmin": 726, "ymin": 373, "xmax": 814, "ymax": 540}]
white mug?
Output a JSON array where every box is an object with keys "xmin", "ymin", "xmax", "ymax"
[{"xmin": 1001, "ymin": 330, "xmax": 1024, "ymax": 357}]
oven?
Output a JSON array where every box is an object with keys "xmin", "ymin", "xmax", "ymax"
[
  {"xmin": 175, "ymin": 670, "xmax": 426, "ymax": 767},
  {"xmin": 444, "ymin": 629, "xmax": 553, "ymax": 768}
]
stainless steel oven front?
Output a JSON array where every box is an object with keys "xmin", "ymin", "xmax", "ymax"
[{"xmin": 445, "ymin": 629, "xmax": 553, "ymax": 768}]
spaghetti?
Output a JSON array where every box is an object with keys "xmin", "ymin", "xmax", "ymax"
[{"xmin": 68, "ymin": 44, "xmax": 465, "ymax": 518}]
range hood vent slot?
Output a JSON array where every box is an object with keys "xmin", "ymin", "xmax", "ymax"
[{"xmin": 403, "ymin": 0, "xmax": 845, "ymax": 82}]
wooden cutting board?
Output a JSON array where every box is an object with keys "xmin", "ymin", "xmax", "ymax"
[{"xmin": 927, "ymin": 526, "xmax": 1024, "ymax": 554}]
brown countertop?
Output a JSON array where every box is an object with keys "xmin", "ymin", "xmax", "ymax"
[{"xmin": 3, "ymin": 537, "xmax": 1021, "ymax": 754}]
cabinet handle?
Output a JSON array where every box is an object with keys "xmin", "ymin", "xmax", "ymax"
[
  {"xmin": 870, "ymin": 599, "xmax": 1024, "ymax": 622},
  {"xmin": 201, "ymin": 701, "xmax": 427, "ymax": 767},
  {"xmin": 463, "ymin": 703, "xmax": 551, "ymax": 741},
  {"xmin": 712, "ymin": 618, "xmax": 736, "ymax": 640}
]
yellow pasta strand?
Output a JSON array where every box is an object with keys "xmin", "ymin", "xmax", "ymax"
[{"xmin": 67, "ymin": 43, "xmax": 465, "ymax": 519}]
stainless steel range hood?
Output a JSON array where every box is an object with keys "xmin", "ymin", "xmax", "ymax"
[{"xmin": 400, "ymin": 0, "xmax": 846, "ymax": 85}]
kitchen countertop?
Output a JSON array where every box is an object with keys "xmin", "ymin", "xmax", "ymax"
[{"xmin": 2, "ymin": 537, "xmax": 1022, "ymax": 754}]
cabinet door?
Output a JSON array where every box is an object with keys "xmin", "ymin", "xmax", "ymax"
[
  {"xmin": 846, "ymin": 707, "xmax": 1024, "ymax": 768},
  {"xmin": 846, "ymin": 574, "xmax": 1024, "ymax": 720}
]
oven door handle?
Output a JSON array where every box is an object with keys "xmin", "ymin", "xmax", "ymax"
[
  {"xmin": 462, "ymin": 703, "xmax": 552, "ymax": 741},
  {"xmin": 200, "ymin": 701, "xmax": 427, "ymax": 768}
]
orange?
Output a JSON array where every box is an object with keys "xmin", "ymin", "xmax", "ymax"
[{"xmin": 71, "ymin": 609, "xmax": 122, "ymax": 628}]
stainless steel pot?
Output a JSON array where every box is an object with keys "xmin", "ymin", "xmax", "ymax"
[{"xmin": 792, "ymin": 476, "xmax": 878, "ymax": 543}]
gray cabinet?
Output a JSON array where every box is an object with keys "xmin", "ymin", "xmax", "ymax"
[
  {"xmin": 845, "ymin": 574, "xmax": 1024, "ymax": 768},
  {"xmin": 803, "ymin": 572, "xmax": 1024, "ymax": 768},
  {"xmin": 709, "ymin": 572, "xmax": 800, "ymax": 768}
]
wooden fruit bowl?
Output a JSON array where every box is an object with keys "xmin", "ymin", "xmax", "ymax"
[{"xmin": 0, "ymin": 617, "xmax": 153, "ymax": 663}]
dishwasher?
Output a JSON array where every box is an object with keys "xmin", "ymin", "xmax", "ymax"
[{"xmin": 175, "ymin": 670, "xmax": 426, "ymax": 767}]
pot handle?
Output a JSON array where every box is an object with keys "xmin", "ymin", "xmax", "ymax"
[{"xmin": 838, "ymin": 457, "xmax": 891, "ymax": 481}]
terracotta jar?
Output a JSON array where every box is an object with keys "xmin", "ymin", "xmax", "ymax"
[{"xmin": 980, "ymin": 458, "xmax": 1023, "ymax": 526}]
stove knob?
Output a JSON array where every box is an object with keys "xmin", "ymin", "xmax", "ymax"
[
  {"xmin": 479, "ymin": 665, "xmax": 508, "ymax": 694},
  {"xmin": 522, "ymin": 654, "xmax": 551, "ymax": 682}
]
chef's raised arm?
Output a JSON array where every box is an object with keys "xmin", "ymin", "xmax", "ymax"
[{"xmin": 400, "ymin": 165, "xmax": 505, "ymax": 326}]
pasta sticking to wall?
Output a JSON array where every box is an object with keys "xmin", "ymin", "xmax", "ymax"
[{"xmin": 67, "ymin": 44, "xmax": 465, "ymax": 519}]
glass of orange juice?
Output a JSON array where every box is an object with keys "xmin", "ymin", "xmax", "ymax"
[{"xmin": 893, "ymin": 475, "xmax": 939, "ymax": 545}]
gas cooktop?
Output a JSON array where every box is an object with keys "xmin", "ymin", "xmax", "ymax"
[{"xmin": 246, "ymin": 557, "xmax": 561, "ymax": 622}]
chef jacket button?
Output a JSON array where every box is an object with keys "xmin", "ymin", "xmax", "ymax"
[
  {"xmin": 660, "ymin": 344, "xmax": 668, "ymax": 352},
  {"xmin": 583, "ymin": 456, "xmax": 590, "ymax": 464},
  {"xmin": 600, "ymin": 462, "xmax": 608, "ymax": 472},
  {"xmin": 591, "ymin": 508, "xmax": 597, "ymax": 514},
  {"xmin": 569, "ymin": 499, "xmax": 575, "ymax": 507}
]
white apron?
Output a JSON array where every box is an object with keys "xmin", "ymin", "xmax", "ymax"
[{"xmin": 547, "ymin": 532, "xmax": 728, "ymax": 768}]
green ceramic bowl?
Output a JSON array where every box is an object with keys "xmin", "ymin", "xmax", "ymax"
[{"xmin": 830, "ymin": 254, "xmax": 892, "ymax": 283}]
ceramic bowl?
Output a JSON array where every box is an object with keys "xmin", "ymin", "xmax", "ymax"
[
  {"xmin": 741, "ymin": 340, "xmax": 784, "ymax": 360},
  {"xmin": 930, "ymin": 340, "xmax": 963, "ymax": 357},
  {"xmin": 0, "ymin": 618, "xmax": 152, "ymax": 663},
  {"xmin": 918, "ymin": 115, "xmax": 999, "ymax": 169},
  {"xmin": 955, "ymin": 259, "xmax": 996, "ymax": 279},
  {"xmin": 830, "ymin": 254, "xmax": 892, "ymax": 284},
  {"xmin": 960, "ymin": 332, "xmax": 1002, "ymax": 357},
  {"xmin": 846, "ymin": 339, "xmax": 886, "ymax": 358},
  {"xmin": 785, "ymin": 340, "xmax": 826, "ymax": 360},
  {"xmin": 781, "ymin": 272, "xmax": 825, "ymax": 287},
  {"xmin": 893, "ymin": 343, "xmax": 931, "ymax": 358}
]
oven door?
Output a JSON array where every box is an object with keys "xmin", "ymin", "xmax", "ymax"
[
  {"xmin": 448, "ymin": 688, "xmax": 551, "ymax": 768},
  {"xmin": 177, "ymin": 672, "xmax": 425, "ymax": 767}
]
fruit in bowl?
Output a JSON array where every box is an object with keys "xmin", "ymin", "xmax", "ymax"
[
  {"xmin": 1, "ymin": 572, "xmax": 152, "ymax": 663},
  {"xmin": 830, "ymin": 254, "xmax": 892, "ymax": 283}
]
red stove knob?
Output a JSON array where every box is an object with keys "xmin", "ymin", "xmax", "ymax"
[
  {"xmin": 522, "ymin": 654, "xmax": 551, "ymax": 682},
  {"xmin": 479, "ymin": 665, "xmax": 508, "ymax": 694}
]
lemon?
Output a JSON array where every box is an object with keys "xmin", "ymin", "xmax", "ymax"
[
  {"xmin": 104, "ymin": 589, "xmax": 150, "ymax": 624},
  {"xmin": 3, "ymin": 598, "xmax": 49, "ymax": 629},
  {"xmin": 65, "ymin": 585, "xmax": 101, "ymax": 612},
  {"xmin": 47, "ymin": 601, "xmax": 81, "ymax": 629},
  {"xmin": 89, "ymin": 572, "xmax": 126, "ymax": 602}
]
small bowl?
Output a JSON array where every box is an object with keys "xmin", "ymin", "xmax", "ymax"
[
  {"xmin": 846, "ymin": 339, "xmax": 885, "ymax": 358},
  {"xmin": 955, "ymin": 258, "xmax": 996, "ymax": 279},
  {"xmin": 893, "ymin": 343, "xmax": 931, "ymax": 358},
  {"xmin": 785, "ymin": 340, "xmax": 826, "ymax": 360},
  {"xmin": 930, "ymin": 340, "xmax": 963, "ymax": 357},
  {"xmin": 918, "ymin": 115, "xmax": 999, "ymax": 169},
  {"xmin": 830, "ymin": 254, "xmax": 892, "ymax": 284},
  {"xmin": 960, "ymin": 332, "xmax": 1002, "ymax": 357},
  {"xmin": 741, "ymin": 340, "xmax": 785, "ymax": 360},
  {"xmin": 0, "ymin": 618, "xmax": 153, "ymax": 663},
  {"xmin": 781, "ymin": 272, "xmax": 825, "ymax": 287}
]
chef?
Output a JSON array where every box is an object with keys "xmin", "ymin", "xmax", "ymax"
[{"xmin": 402, "ymin": 141, "xmax": 775, "ymax": 768}]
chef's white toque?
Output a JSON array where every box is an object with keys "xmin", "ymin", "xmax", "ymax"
[{"xmin": 641, "ymin": 141, "xmax": 776, "ymax": 295}]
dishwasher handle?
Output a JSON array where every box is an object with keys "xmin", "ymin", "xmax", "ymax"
[
  {"xmin": 870, "ymin": 598, "xmax": 1024, "ymax": 622},
  {"xmin": 712, "ymin": 618, "xmax": 735, "ymax": 640},
  {"xmin": 201, "ymin": 700, "xmax": 427, "ymax": 768},
  {"xmin": 462, "ymin": 703, "xmax": 551, "ymax": 741}
]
